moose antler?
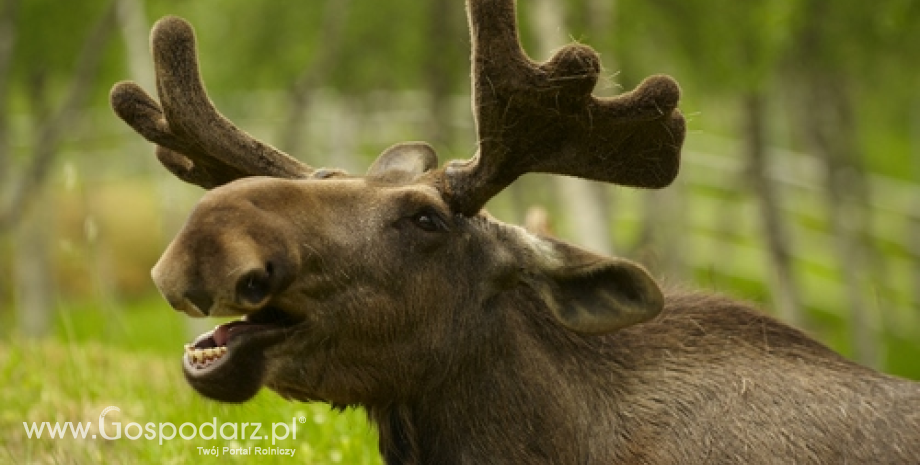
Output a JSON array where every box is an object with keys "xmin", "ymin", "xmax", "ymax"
[
  {"xmin": 110, "ymin": 16, "xmax": 315, "ymax": 189},
  {"xmin": 441, "ymin": 0, "xmax": 686, "ymax": 215},
  {"xmin": 111, "ymin": 3, "xmax": 684, "ymax": 210}
]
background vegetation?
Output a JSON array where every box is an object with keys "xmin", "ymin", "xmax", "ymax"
[{"xmin": 1, "ymin": 0, "xmax": 918, "ymax": 463}]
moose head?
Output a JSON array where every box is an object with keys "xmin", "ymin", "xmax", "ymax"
[
  {"xmin": 112, "ymin": 0, "xmax": 684, "ymax": 406},
  {"xmin": 110, "ymin": 1, "xmax": 689, "ymax": 444}
]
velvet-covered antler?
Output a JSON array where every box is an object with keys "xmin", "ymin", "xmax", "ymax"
[
  {"xmin": 441, "ymin": 0, "xmax": 686, "ymax": 215},
  {"xmin": 110, "ymin": 16, "xmax": 315, "ymax": 189},
  {"xmin": 111, "ymin": 3, "xmax": 684, "ymax": 209}
]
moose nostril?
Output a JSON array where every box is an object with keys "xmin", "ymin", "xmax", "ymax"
[
  {"xmin": 236, "ymin": 267, "xmax": 272, "ymax": 307},
  {"xmin": 184, "ymin": 289, "xmax": 214, "ymax": 316}
]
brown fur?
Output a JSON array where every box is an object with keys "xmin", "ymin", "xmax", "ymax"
[{"xmin": 365, "ymin": 287, "xmax": 920, "ymax": 464}]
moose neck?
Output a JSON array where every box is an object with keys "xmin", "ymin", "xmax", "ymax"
[{"xmin": 365, "ymin": 288, "xmax": 634, "ymax": 464}]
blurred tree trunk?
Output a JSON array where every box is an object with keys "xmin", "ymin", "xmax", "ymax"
[
  {"xmin": 14, "ymin": 191, "xmax": 54, "ymax": 337},
  {"xmin": 278, "ymin": 0, "xmax": 351, "ymax": 157},
  {"xmin": 530, "ymin": 0, "xmax": 613, "ymax": 255},
  {"xmin": 800, "ymin": 75, "xmax": 878, "ymax": 367},
  {"xmin": 0, "ymin": 0, "xmax": 18, "ymax": 315},
  {"xmin": 795, "ymin": 0, "xmax": 881, "ymax": 368},
  {"xmin": 424, "ymin": 0, "xmax": 461, "ymax": 150},
  {"xmin": 115, "ymin": 0, "xmax": 204, "ymax": 337},
  {"xmin": 5, "ymin": 1, "xmax": 116, "ymax": 336},
  {"xmin": 325, "ymin": 98, "xmax": 359, "ymax": 173},
  {"xmin": 116, "ymin": 0, "xmax": 153, "ymax": 91},
  {"xmin": 0, "ymin": 0, "xmax": 17, "ymax": 192},
  {"xmin": 605, "ymin": 0, "xmax": 687, "ymax": 274},
  {"xmin": 710, "ymin": 179, "xmax": 742, "ymax": 281},
  {"xmin": 583, "ymin": 0, "xmax": 618, "ymax": 256},
  {"xmin": 555, "ymin": 179, "xmax": 613, "ymax": 255},
  {"xmin": 13, "ymin": 67, "xmax": 55, "ymax": 338},
  {"xmin": 911, "ymin": 101, "xmax": 920, "ymax": 316},
  {"xmin": 633, "ymin": 188, "xmax": 686, "ymax": 280},
  {"xmin": 742, "ymin": 91, "xmax": 804, "ymax": 328},
  {"xmin": 0, "ymin": 1, "xmax": 117, "ymax": 231},
  {"xmin": 116, "ymin": 0, "xmax": 188, "ymax": 241},
  {"xmin": 586, "ymin": 0, "xmax": 614, "ymax": 36},
  {"xmin": 625, "ymin": 0, "xmax": 684, "ymax": 279}
]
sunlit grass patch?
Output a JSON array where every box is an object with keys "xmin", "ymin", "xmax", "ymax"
[{"xmin": 0, "ymin": 338, "xmax": 381, "ymax": 464}]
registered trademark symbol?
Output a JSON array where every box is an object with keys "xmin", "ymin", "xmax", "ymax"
[{"xmin": 299, "ymin": 417, "xmax": 306, "ymax": 424}]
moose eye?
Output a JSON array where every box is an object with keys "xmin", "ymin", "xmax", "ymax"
[{"xmin": 412, "ymin": 211, "xmax": 445, "ymax": 232}]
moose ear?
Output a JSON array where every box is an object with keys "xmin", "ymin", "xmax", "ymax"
[
  {"xmin": 367, "ymin": 142, "xmax": 439, "ymax": 180},
  {"xmin": 530, "ymin": 240, "xmax": 664, "ymax": 335}
]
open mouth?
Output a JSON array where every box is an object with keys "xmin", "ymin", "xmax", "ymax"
[{"xmin": 183, "ymin": 306, "xmax": 299, "ymax": 376}]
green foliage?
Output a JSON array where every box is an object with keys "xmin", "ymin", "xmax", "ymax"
[
  {"xmin": 2, "ymin": 6, "xmax": 919, "ymax": 463},
  {"xmin": 11, "ymin": 0, "xmax": 124, "ymax": 115},
  {"xmin": 14, "ymin": 0, "xmax": 105, "ymax": 78},
  {"xmin": 621, "ymin": 0, "xmax": 798, "ymax": 92},
  {"xmin": 136, "ymin": 0, "xmax": 469, "ymax": 95}
]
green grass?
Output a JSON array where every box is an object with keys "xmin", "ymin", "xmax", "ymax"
[{"xmin": 0, "ymin": 301, "xmax": 382, "ymax": 465}]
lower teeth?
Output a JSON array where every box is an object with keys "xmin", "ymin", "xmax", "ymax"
[{"xmin": 185, "ymin": 345, "xmax": 228, "ymax": 367}]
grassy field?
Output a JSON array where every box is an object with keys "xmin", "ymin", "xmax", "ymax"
[{"xmin": 0, "ymin": 302, "xmax": 382, "ymax": 465}]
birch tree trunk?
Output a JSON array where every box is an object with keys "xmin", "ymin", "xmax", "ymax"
[
  {"xmin": 633, "ymin": 187, "xmax": 686, "ymax": 280},
  {"xmin": 325, "ymin": 98, "xmax": 359, "ymax": 173},
  {"xmin": 14, "ymin": 192, "xmax": 54, "ymax": 337},
  {"xmin": 116, "ymin": 0, "xmax": 153, "ymax": 91},
  {"xmin": 743, "ymin": 91, "xmax": 805, "ymax": 328}
]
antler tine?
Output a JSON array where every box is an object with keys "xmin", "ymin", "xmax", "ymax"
[
  {"xmin": 442, "ymin": 0, "xmax": 686, "ymax": 216},
  {"xmin": 111, "ymin": 16, "xmax": 314, "ymax": 189}
]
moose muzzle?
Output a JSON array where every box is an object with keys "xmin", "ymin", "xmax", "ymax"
[{"xmin": 150, "ymin": 226, "xmax": 295, "ymax": 318}]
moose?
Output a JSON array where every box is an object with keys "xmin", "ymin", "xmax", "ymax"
[{"xmin": 111, "ymin": 0, "xmax": 920, "ymax": 463}]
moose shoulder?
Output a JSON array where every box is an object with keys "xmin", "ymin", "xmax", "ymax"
[{"xmin": 111, "ymin": 1, "xmax": 920, "ymax": 464}]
